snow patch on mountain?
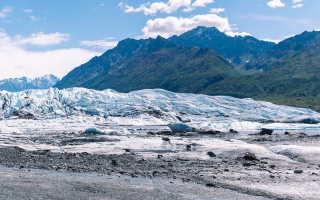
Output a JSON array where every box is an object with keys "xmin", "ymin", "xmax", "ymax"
[{"xmin": 0, "ymin": 74, "xmax": 60, "ymax": 92}]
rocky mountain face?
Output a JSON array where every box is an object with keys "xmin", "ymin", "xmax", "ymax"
[
  {"xmin": 55, "ymin": 36, "xmax": 240, "ymax": 93},
  {"xmin": 0, "ymin": 74, "xmax": 60, "ymax": 92},
  {"xmin": 169, "ymin": 26, "xmax": 275, "ymax": 68},
  {"xmin": 244, "ymin": 30, "xmax": 320, "ymax": 71},
  {"xmin": 204, "ymin": 44, "xmax": 320, "ymax": 110}
]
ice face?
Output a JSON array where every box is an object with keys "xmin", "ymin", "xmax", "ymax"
[{"xmin": 0, "ymin": 88, "xmax": 320, "ymax": 131}]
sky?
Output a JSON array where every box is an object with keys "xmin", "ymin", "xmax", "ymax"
[{"xmin": 0, "ymin": 0, "xmax": 319, "ymax": 80}]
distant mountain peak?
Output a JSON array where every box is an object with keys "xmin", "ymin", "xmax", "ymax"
[
  {"xmin": 168, "ymin": 26, "xmax": 275, "ymax": 68},
  {"xmin": 0, "ymin": 74, "xmax": 60, "ymax": 92}
]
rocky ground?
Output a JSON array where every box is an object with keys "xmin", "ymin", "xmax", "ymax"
[{"xmin": 0, "ymin": 130, "xmax": 320, "ymax": 199}]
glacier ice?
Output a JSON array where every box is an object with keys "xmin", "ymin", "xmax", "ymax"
[{"xmin": 0, "ymin": 87, "xmax": 320, "ymax": 131}]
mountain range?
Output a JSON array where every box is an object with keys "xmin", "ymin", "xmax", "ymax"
[
  {"xmin": 55, "ymin": 36, "xmax": 240, "ymax": 93},
  {"xmin": 206, "ymin": 43, "xmax": 320, "ymax": 109},
  {"xmin": 0, "ymin": 74, "xmax": 60, "ymax": 92},
  {"xmin": 54, "ymin": 26, "xmax": 320, "ymax": 109},
  {"xmin": 243, "ymin": 30, "xmax": 320, "ymax": 72}
]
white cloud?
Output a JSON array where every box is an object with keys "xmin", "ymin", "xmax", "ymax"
[
  {"xmin": 29, "ymin": 16, "xmax": 40, "ymax": 22},
  {"xmin": 184, "ymin": 0, "xmax": 214, "ymax": 12},
  {"xmin": 293, "ymin": 0, "xmax": 302, "ymax": 3},
  {"xmin": 292, "ymin": 4, "xmax": 303, "ymax": 8},
  {"xmin": 141, "ymin": 14, "xmax": 238, "ymax": 38},
  {"xmin": 22, "ymin": 9, "xmax": 33, "ymax": 13},
  {"xmin": 119, "ymin": 0, "xmax": 214, "ymax": 15},
  {"xmin": 80, "ymin": 38, "xmax": 118, "ymax": 50},
  {"xmin": 225, "ymin": 31, "xmax": 251, "ymax": 37},
  {"xmin": 0, "ymin": 6, "xmax": 13, "ymax": 19},
  {"xmin": 192, "ymin": 0, "xmax": 214, "ymax": 7},
  {"xmin": 15, "ymin": 32, "xmax": 70, "ymax": 46},
  {"xmin": 99, "ymin": 4, "xmax": 105, "ymax": 6},
  {"xmin": 209, "ymin": 7, "xmax": 225, "ymax": 14},
  {"xmin": 0, "ymin": 30, "xmax": 101, "ymax": 79},
  {"xmin": 267, "ymin": 0, "xmax": 286, "ymax": 8}
]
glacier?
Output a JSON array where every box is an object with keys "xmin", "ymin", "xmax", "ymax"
[{"xmin": 0, "ymin": 87, "xmax": 320, "ymax": 132}]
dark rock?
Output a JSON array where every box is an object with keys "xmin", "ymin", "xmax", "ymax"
[
  {"xmin": 157, "ymin": 155, "xmax": 163, "ymax": 159},
  {"xmin": 243, "ymin": 162, "xmax": 257, "ymax": 167},
  {"xmin": 182, "ymin": 178, "xmax": 190, "ymax": 182},
  {"xmin": 157, "ymin": 131, "xmax": 173, "ymax": 135},
  {"xmin": 270, "ymin": 174, "xmax": 275, "ymax": 178},
  {"xmin": 255, "ymin": 138, "xmax": 267, "ymax": 142},
  {"xmin": 206, "ymin": 183, "xmax": 219, "ymax": 188},
  {"xmin": 294, "ymin": 170, "xmax": 303, "ymax": 174},
  {"xmin": 162, "ymin": 137, "xmax": 170, "ymax": 142},
  {"xmin": 243, "ymin": 152, "xmax": 259, "ymax": 161},
  {"xmin": 269, "ymin": 165, "xmax": 276, "ymax": 169},
  {"xmin": 124, "ymin": 149, "xmax": 130, "ymax": 152},
  {"xmin": 111, "ymin": 160, "xmax": 117, "ymax": 166},
  {"xmin": 14, "ymin": 146, "xmax": 25, "ymax": 152},
  {"xmin": 37, "ymin": 150, "xmax": 50, "ymax": 154},
  {"xmin": 229, "ymin": 129, "xmax": 238, "ymax": 133},
  {"xmin": 175, "ymin": 115, "xmax": 190, "ymax": 123},
  {"xmin": 207, "ymin": 152, "xmax": 216, "ymax": 158},
  {"xmin": 186, "ymin": 144, "xmax": 192, "ymax": 151},
  {"xmin": 224, "ymin": 169, "xmax": 229, "ymax": 172},
  {"xmin": 199, "ymin": 130, "xmax": 221, "ymax": 135},
  {"xmin": 259, "ymin": 128, "xmax": 273, "ymax": 135}
]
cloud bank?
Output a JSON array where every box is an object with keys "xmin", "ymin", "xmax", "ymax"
[
  {"xmin": 0, "ymin": 6, "xmax": 13, "ymax": 19},
  {"xmin": 0, "ymin": 30, "xmax": 101, "ymax": 79},
  {"xmin": 141, "ymin": 14, "xmax": 250, "ymax": 38},
  {"xmin": 119, "ymin": 0, "xmax": 214, "ymax": 15}
]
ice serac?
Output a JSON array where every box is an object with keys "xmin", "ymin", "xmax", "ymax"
[{"xmin": 0, "ymin": 88, "xmax": 320, "ymax": 131}]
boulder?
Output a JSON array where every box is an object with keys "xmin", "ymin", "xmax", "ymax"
[
  {"xmin": 259, "ymin": 128, "xmax": 273, "ymax": 135},
  {"xmin": 243, "ymin": 152, "xmax": 259, "ymax": 161}
]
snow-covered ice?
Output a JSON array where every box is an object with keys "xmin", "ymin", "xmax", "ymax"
[{"xmin": 0, "ymin": 87, "xmax": 320, "ymax": 132}]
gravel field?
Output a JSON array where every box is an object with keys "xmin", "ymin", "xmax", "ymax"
[{"xmin": 1, "ymin": 130, "xmax": 320, "ymax": 199}]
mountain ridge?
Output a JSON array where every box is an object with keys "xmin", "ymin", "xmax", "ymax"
[
  {"xmin": 243, "ymin": 30, "xmax": 320, "ymax": 72},
  {"xmin": 55, "ymin": 36, "xmax": 240, "ymax": 93},
  {"xmin": 169, "ymin": 26, "xmax": 275, "ymax": 68},
  {"xmin": 0, "ymin": 74, "xmax": 60, "ymax": 92}
]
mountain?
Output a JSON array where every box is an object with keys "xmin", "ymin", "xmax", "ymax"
[
  {"xmin": 203, "ymin": 44, "xmax": 320, "ymax": 110},
  {"xmin": 0, "ymin": 74, "xmax": 60, "ymax": 92},
  {"xmin": 55, "ymin": 36, "xmax": 240, "ymax": 93},
  {"xmin": 168, "ymin": 26, "xmax": 275, "ymax": 68},
  {"xmin": 244, "ymin": 30, "xmax": 320, "ymax": 71}
]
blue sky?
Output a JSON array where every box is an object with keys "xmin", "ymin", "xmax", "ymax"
[{"xmin": 0, "ymin": 0, "xmax": 319, "ymax": 79}]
